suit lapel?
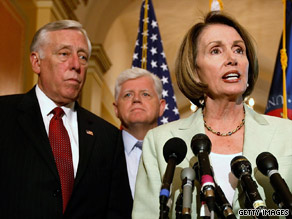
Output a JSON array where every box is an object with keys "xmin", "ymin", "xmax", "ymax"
[
  {"xmin": 74, "ymin": 105, "xmax": 95, "ymax": 187},
  {"xmin": 171, "ymin": 108, "xmax": 205, "ymax": 166},
  {"xmin": 17, "ymin": 88, "xmax": 59, "ymax": 179},
  {"xmin": 243, "ymin": 106, "xmax": 274, "ymax": 160},
  {"xmin": 233, "ymin": 105, "xmax": 275, "ymax": 205}
]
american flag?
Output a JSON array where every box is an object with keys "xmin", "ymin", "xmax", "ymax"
[{"xmin": 132, "ymin": 0, "xmax": 180, "ymax": 125}]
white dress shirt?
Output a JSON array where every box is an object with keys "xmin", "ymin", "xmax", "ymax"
[
  {"xmin": 210, "ymin": 152, "xmax": 242, "ymax": 204},
  {"xmin": 35, "ymin": 85, "xmax": 79, "ymax": 177},
  {"xmin": 122, "ymin": 130, "xmax": 143, "ymax": 198}
]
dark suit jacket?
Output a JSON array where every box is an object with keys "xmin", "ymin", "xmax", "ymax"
[
  {"xmin": 118, "ymin": 131, "xmax": 134, "ymax": 210},
  {"xmin": 0, "ymin": 88, "xmax": 132, "ymax": 219}
]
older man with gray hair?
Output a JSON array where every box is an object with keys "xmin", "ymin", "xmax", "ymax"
[
  {"xmin": 113, "ymin": 67, "xmax": 166, "ymax": 200},
  {"xmin": 0, "ymin": 20, "xmax": 132, "ymax": 218}
]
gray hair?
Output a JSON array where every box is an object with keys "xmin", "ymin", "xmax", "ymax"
[
  {"xmin": 114, "ymin": 67, "xmax": 163, "ymax": 101},
  {"xmin": 30, "ymin": 20, "xmax": 92, "ymax": 58}
]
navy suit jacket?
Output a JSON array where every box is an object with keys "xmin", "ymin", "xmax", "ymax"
[{"xmin": 0, "ymin": 88, "xmax": 132, "ymax": 219}]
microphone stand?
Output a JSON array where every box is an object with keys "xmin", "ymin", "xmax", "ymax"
[
  {"xmin": 159, "ymin": 201, "xmax": 169, "ymax": 219},
  {"xmin": 175, "ymin": 192, "xmax": 183, "ymax": 219},
  {"xmin": 214, "ymin": 184, "xmax": 236, "ymax": 219}
]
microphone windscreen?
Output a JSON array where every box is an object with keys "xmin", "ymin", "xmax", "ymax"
[
  {"xmin": 191, "ymin": 133, "xmax": 211, "ymax": 155},
  {"xmin": 256, "ymin": 152, "xmax": 279, "ymax": 176},
  {"xmin": 163, "ymin": 137, "xmax": 187, "ymax": 164},
  {"xmin": 230, "ymin": 155, "xmax": 252, "ymax": 179},
  {"xmin": 181, "ymin": 167, "xmax": 196, "ymax": 181}
]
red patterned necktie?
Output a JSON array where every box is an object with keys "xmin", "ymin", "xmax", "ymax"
[{"xmin": 49, "ymin": 107, "xmax": 74, "ymax": 213}]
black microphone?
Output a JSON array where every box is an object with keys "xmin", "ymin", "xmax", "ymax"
[
  {"xmin": 231, "ymin": 155, "xmax": 268, "ymax": 218},
  {"xmin": 160, "ymin": 137, "xmax": 187, "ymax": 218},
  {"xmin": 256, "ymin": 152, "xmax": 292, "ymax": 213},
  {"xmin": 214, "ymin": 183, "xmax": 236, "ymax": 219},
  {"xmin": 191, "ymin": 133, "xmax": 216, "ymax": 213},
  {"xmin": 180, "ymin": 167, "xmax": 196, "ymax": 218}
]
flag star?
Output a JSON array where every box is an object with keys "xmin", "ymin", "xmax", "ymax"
[
  {"xmin": 164, "ymin": 103, "xmax": 169, "ymax": 111},
  {"xmin": 151, "ymin": 20, "xmax": 158, "ymax": 28},
  {"xmin": 173, "ymin": 95, "xmax": 176, "ymax": 102},
  {"xmin": 141, "ymin": 43, "xmax": 148, "ymax": 50},
  {"xmin": 173, "ymin": 107, "xmax": 179, "ymax": 115},
  {"xmin": 160, "ymin": 63, "xmax": 168, "ymax": 71},
  {"xmin": 160, "ymin": 116, "xmax": 169, "ymax": 124},
  {"xmin": 161, "ymin": 51, "xmax": 166, "ymax": 58},
  {"xmin": 161, "ymin": 76, "xmax": 169, "ymax": 84},
  {"xmin": 151, "ymin": 60, "xmax": 157, "ymax": 68},
  {"xmin": 133, "ymin": 53, "xmax": 138, "ymax": 60},
  {"xmin": 141, "ymin": 57, "xmax": 147, "ymax": 63},
  {"xmin": 150, "ymin": 34, "xmax": 158, "ymax": 42},
  {"xmin": 143, "ymin": 3, "xmax": 149, "ymax": 10},
  {"xmin": 135, "ymin": 40, "xmax": 139, "ymax": 46},
  {"xmin": 162, "ymin": 89, "xmax": 168, "ymax": 98},
  {"xmin": 143, "ymin": 17, "xmax": 149, "ymax": 23},
  {"xmin": 150, "ymin": 47, "xmax": 157, "ymax": 55},
  {"xmin": 142, "ymin": 30, "xmax": 149, "ymax": 36}
]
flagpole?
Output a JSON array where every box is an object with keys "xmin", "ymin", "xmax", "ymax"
[
  {"xmin": 142, "ymin": 0, "xmax": 149, "ymax": 69},
  {"xmin": 281, "ymin": 0, "xmax": 288, "ymax": 119}
]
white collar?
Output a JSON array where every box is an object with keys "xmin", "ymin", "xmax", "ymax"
[
  {"xmin": 35, "ymin": 84, "xmax": 75, "ymax": 118},
  {"xmin": 122, "ymin": 130, "xmax": 142, "ymax": 155}
]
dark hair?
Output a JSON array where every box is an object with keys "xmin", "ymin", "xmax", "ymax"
[{"xmin": 175, "ymin": 11, "xmax": 258, "ymax": 107}]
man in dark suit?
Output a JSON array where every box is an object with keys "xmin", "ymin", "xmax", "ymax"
[{"xmin": 0, "ymin": 20, "xmax": 132, "ymax": 218}]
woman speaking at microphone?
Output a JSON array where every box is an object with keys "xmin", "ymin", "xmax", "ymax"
[{"xmin": 132, "ymin": 11, "xmax": 292, "ymax": 219}]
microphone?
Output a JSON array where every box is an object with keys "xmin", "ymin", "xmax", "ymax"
[
  {"xmin": 231, "ymin": 155, "xmax": 268, "ymax": 218},
  {"xmin": 214, "ymin": 183, "xmax": 236, "ymax": 219},
  {"xmin": 191, "ymin": 133, "xmax": 216, "ymax": 213},
  {"xmin": 160, "ymin": 137, "xmax": 187, "ymax": 218},
  {"xmin": 180, "ymin": 167, "xmax": 196, "ymax": 218},
  {"xmin": 256, "ymin": 152, "xmax": 292, "ymax": 213}
]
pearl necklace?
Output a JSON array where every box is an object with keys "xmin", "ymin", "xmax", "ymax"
[{"xmin": 203, "ymin": 108, "xmax": 245, "ymax": 137}]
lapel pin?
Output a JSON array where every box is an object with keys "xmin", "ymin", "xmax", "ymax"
[{"xmin": 86, "ymin": 130, "xmax": 94, "ymax": 136}]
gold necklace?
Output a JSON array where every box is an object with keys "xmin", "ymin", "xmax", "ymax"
[{"xmin": 203, "ymin": 108, "xmax": 245, "ymax": 137}]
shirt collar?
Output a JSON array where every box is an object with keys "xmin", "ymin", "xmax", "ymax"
[
  {"xmin": 122, "ymin": 130, "xmax": 142, "ymax": 155},
  {"xmin": 35, "ymin": 84, "xmax": 75, "ymax": 118}
]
